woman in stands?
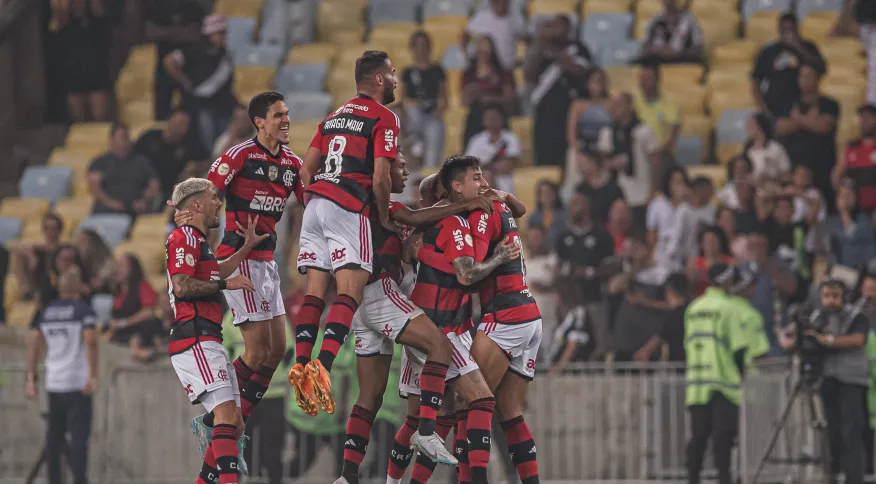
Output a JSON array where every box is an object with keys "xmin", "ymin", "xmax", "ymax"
[
  {"xmin": 461, "ymin": 35, "xmax": 516, "ymax": 146},
  {"xmin": 76, "ymin": 229, "xmax": 113, "ymax": 295},
  {"xmin": 107, "ymin": 253, "xmax": 163, "ymax": 362}
]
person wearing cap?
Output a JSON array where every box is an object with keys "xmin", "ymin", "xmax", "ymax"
[
  {"xmin": 727, "ymin": 265, "xmax": 770, "ymax": 367},
  {"xmin": 832, "ymin": 103, "xmax": 876, "ymax": 211},
  {"xmin": 163, "ymin": 13, "xmax": 237, "ymax": 150},
  {"xmin": 684, "ymin": 263, "xmax": 751, "ymax": 484}
]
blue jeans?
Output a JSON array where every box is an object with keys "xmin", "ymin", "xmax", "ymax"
[{"xmin": 405, "ymin": 106, "xmax": 446, "ymax": 168}]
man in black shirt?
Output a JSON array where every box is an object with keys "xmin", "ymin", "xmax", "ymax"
[
  {"xmin": 555, "ymin": 188, "xmax": 615, "ymax": 357},
  {"xmin": 639, "ymin": 0, "xmax": 705, "ymax": 64},
  {"xmin": 751, "ymin": 12, "xmax": 826, "ymax": 118},
  {"xmin": 576, "ymin": 150, "xmax": 625, "ymax": 226},
  {"xmin": 632, "ymin": 272, "xmax": 689, "ymax": 362},
  {"xmin": 133, "ymin": 109, "xmax": 209, "ymax": 200}
]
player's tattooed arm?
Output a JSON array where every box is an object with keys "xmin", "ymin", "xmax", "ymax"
[
  {"xmin": 171, "ymin": 274, "xmax": 222, "ymax": 298},
  {"xmin": 451, "ymin": 236, "xmax": 521, "ymax": 286},
  {"xmin": 393, "ymin": 196, "xmax": 494, "ymax": 227}
]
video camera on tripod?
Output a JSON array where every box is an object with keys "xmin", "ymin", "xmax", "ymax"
[{"xmin": 789, "ymin": 303, "xmax": 829, "ymax": 385}]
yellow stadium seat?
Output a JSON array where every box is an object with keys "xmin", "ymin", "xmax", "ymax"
[
  {"xmin": 689, "ymin": 0, "xmax": 738, "ymax": 19},
  {"xmin": 317, "ymin": 0, "xmax": 366, "ymax": 42},
  {"xmin": 424, "ymin": 22, "xmax": 466, "ymax": 63},
  {"xmin": 0, "ymin": 198, "xmax": 50, "ymax": 219},
  {"xmin": 214, "ymin": 0, "xmax": 263, "ymax": 18},
  {"xmin": 19, "ymin": 217, "xmax": 45, "ymax": 243},
  {"xmin": 233, "ymin": 65, "xmax": 275, "ymax": 99},
  {"xmin": 8, "ymin": 300, "xmax": 38, "ymax": 327},
  {"xmin": 446, "ymin": 68, "xmax": 463, "ymax": 103},
  {"xmin": 706, "ymin": 66, "xmax": 750, "ymax": 91},
  {"xmin": 686, "ymin": 164, "xmax": 726, "ymax": 187},
  {"xmin": 514, "ymin": 167, "xmax": 562, "ymax": 211},
  {"xmin": 680, "ymin": 114, "xmax": 714, "ymax": 151},
  {"xmin": 443, "ymin": 122, "xmax": 464, "ymax": 159},
  {"xmin": 126, "ymin": 44, "xmax": 157, "ymax": 69},
  {"xmin": 327, "ymin": 65, "xmax": 357, "ymax": 99},
  {"xmin": 286, "ymin": 42, "xmax": 341, "ymax": 65},
  {"xmin": 130, "ymin": 121, "xmax": 165, "ymax": 141},
  {"xmin": 370, "ymin": 22, "xmax": 421, "ymax": 46},
  {"xmin": 511, "ymin": 117, "xmax": 534, "ymax": 165},
  {"xmin": 130, "ymin": 213, "xmax": 169, "ymax": 240},
  {"xmin": 529, "ymin": 0, "xmax": 579, "ymax": 16},
  {"xmin": 717, "ymin": 142, "xmax": 744, "ymax": 165},
  {"xmin": 636, "ymin": 0, "xmax": 663, "ymax": 20},
  {"xmin": 661, "ymin": 64, "xmax": 705, "ymax": 89},
  {"xmin": 149, "ymin": 273, "xmax": 169, "ymax": 293},
  {"xmin": 664, "ymin": 83, "xmax": 707, "ymax": 116},
  {"xmin": 116, "ymin": 241, "xmax": 166, "ymax": 275},
  {"xmin": 801, "ymin": 11, "xmax": 839, "ymax": 43},
  {"xmin": 634, "ymin": 16, "xmax": 651, "ymax": 39},
  {"xmin": 584, "ymin": 0, "xmax": 632, "ymax": 14},
  {"xmin": 745, "ymin": 11, "xmax": 782, "ymax": 45},
  {"xmin": 66, "ymin": 123, "xmax": 111, "ymax": 145},
  {"xmin": 48, "ymin": 147, "xmax": 100, "ymax": 170},
  {"xmin": 116, "ymin": 72, "xmax": 154, "ymax": 104},
  {"xmin": 288, "ymin": 120, "xmax": 320, "ymax": 153},
  {"xmin": 605, "ymin": 65, "xmax": 639, "ymax": 93},
  {"xmin": 711, "ymin": 40, "xmax": 759, "ymax": 67},
  {"xmin": 701, "ymin": 15, "xmax": 741, "ymax": 55},
  {"xmin": 120, "ymin": 100, "xmax": 155, "ymax": 126},
  {"xmin": 708, "ymin": 87, "xmax": 755, "ymax": 118},
  {"xmin": 54, "ymin": 196, "xmax": 93, "ymax": 228},
  {"xmin": 823, "ymin": 82, "xmax": 865, "ymax": 109},
  {"xmin": 820, "ymin": 38, "xmax": 866, "ymax": 61}
]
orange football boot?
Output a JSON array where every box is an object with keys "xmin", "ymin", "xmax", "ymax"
[
  {"xmin": 288, "ymin": 363, "xmax": 318, "ymax": 416},
  {"xmin": 305, "ymin": 360, "xmax": 335, "ymax": 414}
]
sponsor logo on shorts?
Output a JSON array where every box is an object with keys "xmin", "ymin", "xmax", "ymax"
[
  {"xmin": 382, "ymin": 324, "xmax": 392, "ymax": 337},
  {"xmin": 217, "ymin": 369, "xmax": 229, "ymax": 381},
  {"xmin": 355, "ymin": 337, "xmax": 363, "ymax": 349},
  {"xmin": 331, "ymin": 248, "xmax": 347, "ymax": 263},
  {"xmin": 185, "ymin": 384, "xmax": 194, "ymax": 397},
  {"xmin": 261, "ymin": 301, "xmax": 270, "ymax": 313},
  {"xmin": 526, "ymin": 359, "xmax": 536, "ymax": 370},
  {"xmin": 298, "ymin": 252, "xmax": 317, "ymax": 263}
]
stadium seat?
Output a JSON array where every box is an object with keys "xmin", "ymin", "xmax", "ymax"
[
  {"xmin": 707, "ymin": 67, "xmax": 751, "ymax": 91},
  {"xmin": 717, "ymin": 142, "xmax": 744, "ymax": 165},
  {"xmin": 226, "ymin": 16, "xmax": 257, "ymax": 53},
  {"xmin": 8, "ymin": 300, "xmax": 38, "ymax": 327},
  {"xmin": 423, "ymin": 0, "xmax": 472, "ymax": 19},
  {"xmin": 443, "ymin": 121, "xmax": 464, "ymax": 159},
  {"xmin": 19, "ymin": 167, "xmax": 73, "ymax": 203},
  {"xmin": 286, "ymin": 43, "xmax": 340, "ymax": 66},
  {"xmin": 233, "ymin": 44, "xmax": 285, "ymax": 66},
  {"xmin": 78, "ymin": 214, "xmax": 133, "ymax": 248},
  {"xmin": 4, "ymin": 275, "xmax": 19, "ymax": 311},
  {"xmin": 439, "ymin": 45, "xmax": 466, "ymax": 70},
  {"xmin": 661, "ymin": 64, "xmax": 705, "ymax": 89},
  {"xmin": 822, "ymin": 82, "xmax": 865, "ymax": 108},
  {"xmin": 797, "ymin": 0, "xmax": 843, "ymax": 19},
  {"xmin": 708, "ymin": 86, "xmax": 756, "ymax": 118},
  {"xmin": 529, "ymin": 0, "xmax": 578, "ymax": 16},
  {"xmin": 54, "ymin": 197, "xmax": 93, "ymax": 231},
  {"xmin": 690, "ymin": 0, "xmax": 739, "ymax": 19},
  {"xmin": 716, "ymin": 108, "xmax": 756, "ymax": 145},
  {"xmin": 49, "ymin": 148, "xmax": 99, "ymax": 172},
  {"xmin": 636, "ymin": 0, "xmax": 663, "ymax": 21},
  {"xmin": 233, "ymin": 65, "xmax": 275, "ymax": 98},
  {"xmin": 477, "ymin": 0, "xmax": 525, "ymax": 14},
  {"xmin": 0, "ymin": 197, "xmax": 50, "ymax": 219},
  {"xmin": 370, "ymin": 22, "xmax": 420, "ymax": 45},
  {"xmin": 711, "ymin": 40, "xmax": 759, "ymax": 67},
  {"xmin": 116, "ymin": 241, "xmax": 166, "ymax": 275},
  {"xmin": 599, "ymin": 39, "xmax": 640, "ymax": 66},
  {"xmin": 667, "ymin": 84, "xmax": 707, "ymax": 116},
  {"xmin": 700, "ymin": 15, "xmax": 741, "ymax": 55},
  {"xmin": 130, "ymin": 214, "xmax": 170, "ymax": 241},
  {"xmin": 514, "ymin": 166, "xmax": 562, "ymax": 210},
  {"xmin": 423, "ymin": 21, "xmax": 467, "ymax": 60},
  {"xmin": 120, "ymin": 100, "xmax": 155, "ymax": 126},
  {"xmin": 675, "ymin": 136, "xmax": 707, "ymax": 166},
  {"xmin": 742, "ymin": 0, "xmax": 792, "ymax": 19},
  {"xmin": 583, "ymin": 0, "xmax": 632, "ymax": 15},
  {"xmin": 369, "ymin": 0, "xmax": 420, "ymax": 24},
  {"xmin": 274, "ymin": 63, "xmax": 328, "ymax": 93},
  {"xmin": 0, "ymin": 217, "xmax": 22, "ymax": 244},
  {"xmin": 582, "ymin": 13, "xmax": 634, "ymax": 52},
  {"xmin": 214, "ymin": 0, "xmax": 263, "ymax": 18},
  {"xmin": 530, "ymin": 14, "xmax": 579, "ymax": 39},
  {"xmin": 686, "ymin": 164, "xmax": 726, "ymax": 187},
  {"xmin": 510, "ymin": 117, "xmax": 533, "ymax": 165},
  {"xmin": 605, "ymin": 65, "xmax": 639, "ymax": 93},
  {"xmin": 745, "ymin": 11, "xmax": 782, "ymax": 44},
  {"xmin": 317, "ymin": 0, "xmax": 367, "ymax": 42},
  {"xmin": 66, "ymin": 123, "xmax": 111, "ymax": 145},
  {"xmin": 288, "ymin": 120, "xmax": 320, "ymax": 153},
  {"xmin": 91, "ymin": 294, "xmax": 114, "ymax": 323},
  {"xmin": 285, "ymin": 93, "xmax": 333, "ymax": 122},
  {"xmin": 801, "ymin": 11, "xmax": 839, "ymax": 42},
  {"xmin": 681, "ymin": 114, "xmax": 714, "ymax": 143}
]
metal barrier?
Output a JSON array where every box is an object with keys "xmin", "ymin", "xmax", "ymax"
[{"xmin": 0, "ymin": 339, "xmax": 815, "ymax": 484}]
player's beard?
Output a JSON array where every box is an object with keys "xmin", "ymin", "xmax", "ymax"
[
  {"xmin": 208, "ymin": 210, "xmax": 221, "ymax": 229},
  {"xmin": 382, "ymin": 83, "xmax": 396, "ymax": 105}
]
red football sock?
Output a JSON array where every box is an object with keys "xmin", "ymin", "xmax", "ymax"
[
  {"xmin": 341, "ymin": 405, "xmax": 375, "ymax": 483},
  {"xmin": 410, "ymin": 414, "xmax": 455, "ymax": 483},
  {"xmin": 418, "ymin": 362, "xmax": 449, "ymax": 435},
  {"xmin": 240, "ymin": 364, "xmax": 275, "ymax": 419},
  {"xmin": 387, "ymin": 415, "xmax": 419, "ymax": 479},
  {"xmin": 467, "ymin": 397, "xmax": 496, "ymax": 483},
  {"xmin": 211, "ymin": 424, "xmax": 239, "ymax": 484},
  {"xmin": 196, "ymin": 445, "xmax": 218, "ymax": 484},
  {"xmin": 455, "ymin": 410, "xmax": 471, "ymax": 484},
  {"xmin": 318, "ymin": 294, "xmax": 358, "ymax": 371},
  {"xmin": 295, "ymin": 295, "xmax": 324, "ymax": 366},
  {"xmin": 501, "ymin": 416, "xmax": 540, "ymax": 484}
]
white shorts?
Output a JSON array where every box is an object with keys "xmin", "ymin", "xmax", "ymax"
[
  {"xmin": 479, "ymin": 319, "xmax": 543, "ymax": 380},
  {"xmin": 171, "ymin": 341, "xmax": 241, "ymax": 413},
  {"xmin": 297, "ymin": 195, "xmax": 373, "ymax": 274},
  {"xmin": 224, "ymin": 259, "xmax": 285, "ymax": 326},
  {"xmin": 353, "ymin": 277, "xmax": 424, "ymax": 356},
  {"xmin": 399, "ymin": 331, "xmax": 479, "ymax": 397}
]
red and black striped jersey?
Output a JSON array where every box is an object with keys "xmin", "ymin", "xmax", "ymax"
[
  {"xmin": 368, "ymin": 201, "xmax": 407, "ymax": 285},
  {"xmin": 468, "ymin": 201, "xmax": 540, "ymax": 325},
  {"xmin": 166, "ymin": 226, "xmax": 224, "ymax": 354},
  {"xmin": 306, "ymin": 94, "xmax": 400, "ymax": 214},
  {"xmin": 207, "ymin": 138, "xmax": 304, "ymax": 261},
  {"xmin": 411, "ymin": 215, "xmax": 475, "ymax": 333}
]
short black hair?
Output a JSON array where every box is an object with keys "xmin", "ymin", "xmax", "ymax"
[
  {"xmin": 42, "ymin": 212, "xmax": 63, "ymax": 231},
  {"xmin": 665, "ymin": 273, "xmax": 690, "ymax": 300},
  {"xmin": 409, "ymin": 30, "xmax": 431, "ymax": 51},
  {"xmin": 639, "ymin": 60, "xmax": 661, "ymax": 80},
  {"xmin": 481, "ymin": 102, "xmax": 507, "ymax": 121},
  {"xmin": 779, "ymin": 11, "xmax": 798, "ymax": 27},
  {"xmin": 661, "ymin": 164, "xmax": 689, "ymax": 198},
  {"xmin": 822, "ymin": 279, "xmax": 847, "ymax": 294},
  {"xmin": 439, "ymin": 155, "xmax": 480, "ymax": 192},
  {"xmin": 355, "ymin": 50, "xmax": 390, "ymax": 85},
  {"xmin": 248, "ymin": 91, "xmax": 285, "ymax": 128},
  {"xmin": 691, "ymin": 176, "xmax": 713, "ymax": 189}
]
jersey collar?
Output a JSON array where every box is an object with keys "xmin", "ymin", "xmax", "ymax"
[
  {"xmin": 252, "ymin": 136, "xmax": 282, "ymax": 159},
  {"xmin": 182, "ymin": 224, "xmax": 208, "ymax": 239}
]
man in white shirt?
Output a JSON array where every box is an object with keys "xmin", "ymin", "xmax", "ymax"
[
  {"xmin": 464, "ymin": 0, "xmax": 527, "ymax": 71},
  {"xmin": 465, "ymin": 103, "xmax": 520, "ymax": 194}
]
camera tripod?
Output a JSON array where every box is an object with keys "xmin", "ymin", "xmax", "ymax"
[{"xmin": 751, "ymin": 376, "xmax": 831, "ymax": 484}]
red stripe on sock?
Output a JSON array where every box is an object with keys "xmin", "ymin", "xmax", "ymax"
[
  {"xmin": 295, "ymin": 296, "xmax": 324, "ymax": 363},
  {"xmin": 343, "ymin": 405, "xmax": 375, "ymax": 466},
  {"xmin": 456, "ymin": 410, "xmax": 470, "ymax": 484},
  {"xmin": 212, "ymin": 425, "xmax": 239, "ymax": 484},
  {"xmin": 467, "ymin": 398, "xmax": 496, "ymax": 471},
  {"xmin": 418, "ymin": 362, "xmax": 448, "ymax": 421}
]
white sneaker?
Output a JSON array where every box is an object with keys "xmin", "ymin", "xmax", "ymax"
[
  {"xmin": 333, "ymin": 477, "xmax": 351, "ymax": 484},
  {"xmin": 410, "ymin": 432, "xmax": 458, "ymax": 466}
]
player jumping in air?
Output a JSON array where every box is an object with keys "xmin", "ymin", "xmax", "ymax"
[{"xmin": 165, "ymin": 178, "xmax": 269, "ymax": 484}]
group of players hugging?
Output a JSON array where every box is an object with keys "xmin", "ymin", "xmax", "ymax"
[{"xmin": 164, "ymin": 50, "xmax": 542, "ymax": 484}]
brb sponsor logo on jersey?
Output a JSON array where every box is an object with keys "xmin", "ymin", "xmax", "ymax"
[{"xmin": 250, "ymin": 189, "xmax": 287, "ymax": 212}]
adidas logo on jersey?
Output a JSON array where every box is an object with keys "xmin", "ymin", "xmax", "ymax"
[{"xmin": 255, "ymin": 167, "xmax": 265, "ymax": 175}]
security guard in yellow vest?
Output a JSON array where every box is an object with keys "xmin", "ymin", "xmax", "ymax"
[{"xmin": 684, "ymin": 264, "xmax": 752, "ymax": 484}]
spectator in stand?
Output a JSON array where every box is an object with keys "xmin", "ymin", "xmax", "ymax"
[
  {"xmin": 107, "ymin": 253, "xmax": 162, "ymax": 362},
  {"xmin": 716, "ymin": 206, "xmax": 746, "ymax": 260},
  {"xmin": 402, "ymin": 31, "xmax": 447, "ymax": 169},
  {"xmin": 576, "ymin": 151, "xmax": 625, "ymax": 226},
  {"xmin": 26, "ymin": 266, "xmax": 98, "ymax": 484},
  {"xmin": 12, "ymin": 213, "xmax": 64, "ymax": 300},
  {"xmin": 143, "ymin": 0, "xmax": 204, "ymax": 120},
  {"xmin": 647, "ymin": 165, "xmax": 698, "ymax": 271},
  {"xmin": 788, "ymin": 165, "xmax": 825, "ymax": 224},
  {"xmin": 689, "ymin": 176, "xmax": 716, "ymax": 226},
  {"xmin": 463, "ymin": 0, "xmax": 527, "ymax": 72},
  {"xmin": 548, "ymin": 283, "xmax": 597, "ymax": 371},
  {"xmin": 833, "ymin": 104, "xmax": 876, "ymax": 212},
  {"xmin": 759, "ymin": 194, "xmax": 817, "ymax": 280},
  {"xmin": 528, "ymin": 179, "xmax": 566, "ymax": 248},
  {"xmin": 607, "ymin": 198, "xmax": 634, "ymax": 251},
  {"xmin": 823, "ymin": 179, "xmax": 876, "ymax": 269},
  {"xmin": 566, "ymin": 68, "xmax": 612, "ymax": 158},
  {"xmin": 735, "ymin": 181, "xmax": 764, "ymax": 236},
  {"xmin": 461, "ymin": 35, "xmax": 516, "ymax": 146},
  {"xmin": 133, "ymin": 109, "xmax": 208, "ymax": 201},
  {"xmin": 632, "ymin": 272, "xmax": 689, "ymax": 362},
  {"xmin": 525, "ymin": 14, "xmax": 592, "ymax": 167},
  {"xmin": 212, "ymin": 105, "xmax": 253, "ymax": 159},
  {"xmin": 835, "ymin": 0, "xmax": 876, "ymax": 104},
  {"xmin": 635, "ymin": 62, "xmax": 681, "ymax": 187},
  {"xmin": 555, "ymin": 188, "xmax": 615, "ymax": 359},
  {"xmin": 746, "ymin": 112, "xmax": 792, "ymax": 184},
  {"xmin": 717, "ymin": 155, "xmax": 754, "ymax": 210},
  {"xmin": 521, "ymin": 224, "xmax": 558, "ymax": 361},
  {"xmin": 777, "ymin": 64, "xmax": 840, "ymax": 210},
  {"xmin": 465, "ymin": 103, "xmax": 519, "ymax": 194},
  {"xmin": 54, "ymin": 0, "xmax": 111, "ymax": 121},
  {"xmin": 687, "ymin": 225, "xmax": 733, "ymax": 297},
  {"xmin": 751, "ymin": 12, "xmax": 826, "ymax": 118},
  {"xmin": 603, "ymin": 92, "xmax": 660, "ymax": 231},
  {"xmin": 87, "ymin": 123, "xmax": 161, "ymax": 216},
  {"xmin": 638, "ymin": 0, "xmax": 705, "ymax": 64},
  {"xmin": 76, "ymin": 229, "xmax": 114, "ymax": 295},
  {"xmin": 163, "ymin": 14, "xmax": 236, "ymax": 150},
  {"xmin": 34, "ymin": 245, "xmax": 89, "ymax": 308}
]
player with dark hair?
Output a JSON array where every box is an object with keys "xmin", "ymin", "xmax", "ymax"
[
  {"xmin": 175, "ymin": 91, "xmax": 305, "ymax": 455},
  {"xmin": 291, "ymin": 50, "xmax": 401, "ymax": 416},
  {"xmin": 165, "ymin": 178, "xmax": 269, "ymax": 483}
]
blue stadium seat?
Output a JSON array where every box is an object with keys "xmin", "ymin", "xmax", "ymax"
[
  {"xmin": 0, "ymin": 217, "xmax": 22, "ymax": 244},
  {"xmin": 598, "ymin": 39, "xmax": 641, "ymax": 66},
  {"xmin": 674, "ymin": 136, "xmax": 706, "ymax": 166},
  {"xmin": 19, "ymin": 166, "xmax": 73, "ymax": 203},
  {"xmin": 370, "ymin": 0, "xmax": 420, "ymax": 24},
  {"xmin": 716, "ymin": 108, "xmax": 757, "ymax": 145},
  {"xmin": 530, "ymin": 13, "xmax": 579, "ymax": 38},
  {"xmin": 797, "ymin": 0, "xmax": 843, "ymax": 18},
  {"xmin": 477, "ymin": 0, "xmax": 525, "ymax": 14},
  {"xmin": 78, "ymin": 214, "xmax": 132, "ymax": 248},
  {"xmin": 233, "ymin": 44, "xmax": 285, "ymax": 66},
  {"xmin": 285, "ymin": 93, "xmax": 334, "ymax": 122},
  {"xmin": 742, "ymin": 0, "xmax": 793, "ymax": 19},
  {"xmin": 441, "ymin": 44, "xmax": 468, "ymax": 69},
  {"xmin": 226, "ymin": 17, "xmax": 256, "ymax": 53},
  {"xmin": 423, "ymin": 0, "xmax": 472, "ymax": 18},
  {"xmin": 259, "ymin": 2, "xmax": 287, "ymax": 46},
  {"xmin": 582, "ymin": 13, "xmax": 634, "ymax": 52},
  {"xmin": 274, "ymin": 64, "xmax": 328, "ymax": 93}
]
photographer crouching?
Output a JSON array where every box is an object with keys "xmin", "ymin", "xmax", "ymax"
[{"xmin": 780, "ymin": 280, "xmax": 869, "ymax": 484}]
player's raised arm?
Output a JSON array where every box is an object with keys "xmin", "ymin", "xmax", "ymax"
[{"xmin": 392, "ymin": 195, "xmax": 493, "ymax": 228}]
